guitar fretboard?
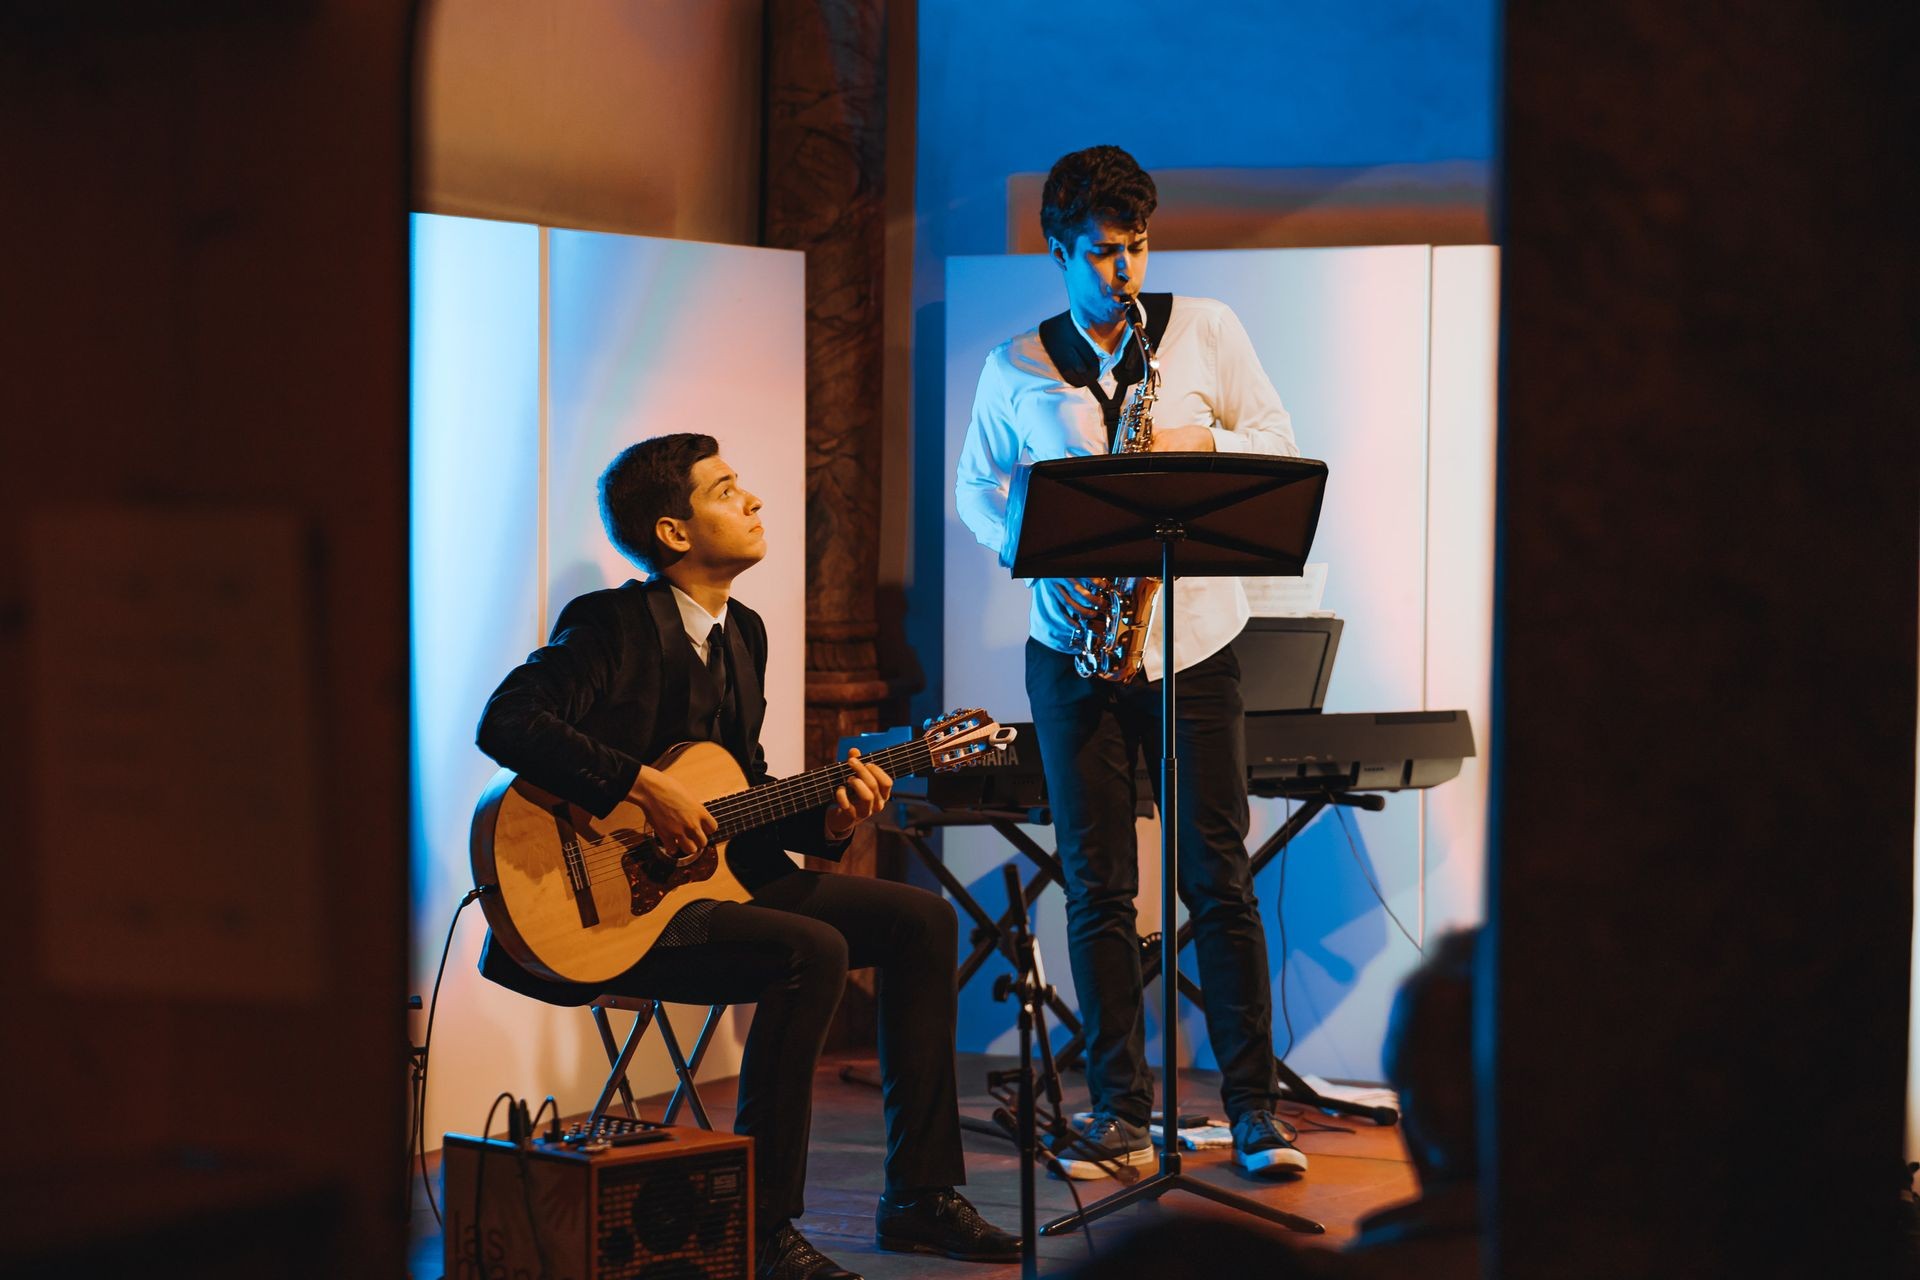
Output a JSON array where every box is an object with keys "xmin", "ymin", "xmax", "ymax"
[{"xmin": 703, "ymin": 737, "xmax": 936, "ymax": 841}]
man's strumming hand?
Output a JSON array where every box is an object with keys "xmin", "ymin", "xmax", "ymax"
[{"xmin": 632, "ymin": 765, "xmax": 719, "ymax": 857}]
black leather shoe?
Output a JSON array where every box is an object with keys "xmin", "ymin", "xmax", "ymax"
[
  {"xmin": 759, "ymin": 1223, "xmax": 864, "ymax": 1280},
  {"xmin": 875, "ymin": 1188, "xmax": 1022, "ymax": 1262}
]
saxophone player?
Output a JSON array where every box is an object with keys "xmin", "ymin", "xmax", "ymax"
[{"xmin": 955, "ymin": 145, "xmax": 1305, "ymax": 1180}]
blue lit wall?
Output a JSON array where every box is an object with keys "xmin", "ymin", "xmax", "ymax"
[
  {"xmin": 916, "ymin": 0, "xmax": 1498, "ymax": 260},
  {"xmin": 409, "ymin": 214, "xmax": 540, "ymax": 954}
]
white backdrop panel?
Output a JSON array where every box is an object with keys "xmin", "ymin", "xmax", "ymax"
[
  {"xmin": 411, "ymin": 213, "xmax": 545, "ymax": 1149},
  {"xmin": 412, "ymin": 216, "xmax": 806, "ymax": 1148},
  {"xmin": 1424, "ymin": 247, "xmax": 1500, "ymax": 937},
  {"xmin": 546, "ymin": 229, "xmax": 808, "ymax": 778},
  {"xmin": 943, "ymin": 246, "xmax": 1483, "ymax": 1082}
]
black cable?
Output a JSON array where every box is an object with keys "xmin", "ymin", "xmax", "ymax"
[
  {"xmin": 472, "ymin": 1091, "xmax": 515, "ymax": 1273},
  {"xmin": 405, "ymin": 1035, "xmax": 426, "ymax": 1219},
  {"xmin": 1330, "ymin": 806, "xmax": 1424, "ymax": 956},
  {"xmin": 1277, "ymin": 1102, "xmax": 1352, "ymax": 1136},
  {"xmin": 529, "ymin": 1094, "xmax": 558, "ymax": 1138},
  {"xmin": 513, "ymin": 1106, "xmax": 555, "ymax": 1280},
  {"xmin": 987, "ymin": 1085, "xmax": 1098, "ymax": 1259},
  {"xmin": 412, "ymin": 885, "xmax": 489, "ymax": 1226},
  {"xmin": 1059, "ymin": 1155, "xmax": 1097, "ymax": 1259},
  {"xmin": 1275, "ymin": 798, "xmax": 1296, "ymax": 1059},
  {"xmin": 469, "ymin": 1092, "xmax": 554, "ymax": 1280}
]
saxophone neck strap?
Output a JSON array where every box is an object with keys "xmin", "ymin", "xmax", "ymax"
[{"xmin": 1037, "ymin": 293, "xmax": 1175, "ymax": 439}]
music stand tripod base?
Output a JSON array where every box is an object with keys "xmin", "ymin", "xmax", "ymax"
[{"xmin": 1010, "ymin": 454, "xmax": 1331, "ymax": 1239}]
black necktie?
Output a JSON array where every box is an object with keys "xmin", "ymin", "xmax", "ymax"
[{"xmin": 705, "ymin": 622, "xmax": 727, "ymax": 697}]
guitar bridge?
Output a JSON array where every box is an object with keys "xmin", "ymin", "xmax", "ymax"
[{"xmin": 550, "ymin": 804, "xmax": 601, "ymax": 929}]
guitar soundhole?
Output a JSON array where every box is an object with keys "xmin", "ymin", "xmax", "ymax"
[{"xmin": 621, "ymin": 841, "xmax": 722, "ymax": 917}]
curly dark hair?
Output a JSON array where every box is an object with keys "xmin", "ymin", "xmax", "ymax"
[
  {"xmin": 1039, "ymin": 145, "xmax": 1158, "ymax": 251},
  {"xmin": 598, "ymin": 433, "xmax": 719, "ymax": 575}
]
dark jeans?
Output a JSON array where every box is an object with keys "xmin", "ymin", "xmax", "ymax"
[
  {"xmin": 1026, "ymin": 637, "xmax": 1278, "ymax": 1125},
  {"xmin": 609, "ymin": 869, "xmax": 964, "ymax": 1235}
]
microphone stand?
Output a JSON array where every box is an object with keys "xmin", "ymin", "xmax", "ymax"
[
  {"xmin": 990, "ymin": 864, "xmax": 1139, "ymax": 1269},
  {"xmin": 983, "ymin": 875, "xmax": 1142, "ymax": 1198},
  {"xmin": 991, "ymin": 863, "xmax": 1044, "ymax": 1280}
]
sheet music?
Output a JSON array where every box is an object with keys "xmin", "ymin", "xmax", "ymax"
[{"xmin": 1244, "ymin": 562, "xmax": 1330, "ymax": 616}]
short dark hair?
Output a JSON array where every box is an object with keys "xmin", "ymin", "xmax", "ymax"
[
  {"xmin": 1040, "ymin": 145, "xmax": 1158, "ymax": 250},
  {"xmin": 598, "ymin": 433, "xmax": 719, "ymax": 575}
]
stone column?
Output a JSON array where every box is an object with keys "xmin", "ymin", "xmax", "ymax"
[{"xmin": 760, "ymin": 0, "xmax": 891, "ymax": 769}]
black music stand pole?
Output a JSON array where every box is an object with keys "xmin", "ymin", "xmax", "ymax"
[
  {"xmin": 1004, "ymin": 454, "xmax": 1330, "ymax": 1239},
  {"xmin": 990, "ymin": 863, "xmax": 1043, "ymax": 1280}
]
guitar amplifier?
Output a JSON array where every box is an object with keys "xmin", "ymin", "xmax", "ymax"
[{"xmin": 442, "ymin": 1126, "xmax": 753, "ymax": 1280}]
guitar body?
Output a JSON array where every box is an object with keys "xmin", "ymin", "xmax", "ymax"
[
  {"xmin": 471, "ymin": 740, "xmax": 754, "ymax": 985},
  {"xmin": 470, "ymin": 707, "xmax": 1010, "ymax": 986}
]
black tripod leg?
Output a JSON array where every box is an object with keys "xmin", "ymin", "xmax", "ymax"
[
  {"xmin": 1159, "ymin": 1174, "xmax": 1325, "ymax": 1235},
  {"xmin": 1039, "ymin": 1169, "xmax": 1324, "ymax": 1237}
]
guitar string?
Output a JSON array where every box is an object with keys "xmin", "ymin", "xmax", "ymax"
[
  {"xmin": 549, "ymin": 726, "xmax": 997, "ymax": 879},
  {"xmin": 555, "ymin": 739, "xmax": 962, "ymax": 883},
  {"xmin": 565, "ymin": 743, "xmax": 932, "ymax": 883}
]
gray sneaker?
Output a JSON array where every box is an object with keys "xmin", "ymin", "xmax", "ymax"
[
  {"xmin": 1044, "ymin": 1112, "xmax": 1156, "ymax": 1181},
  {"xmin": 1231, "ymin": 1109, "xmax": 1309, "ymax": 1177}
]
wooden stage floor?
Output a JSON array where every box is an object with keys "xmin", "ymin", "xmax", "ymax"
[{"xmin": 409, "ymin": 1050, "xmax": 1416, "ymax": 1279}]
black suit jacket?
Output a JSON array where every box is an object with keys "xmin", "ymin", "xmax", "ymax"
[{"xmin": 473, "ymin": 577, "xmax": 842, "ymax": 1004}]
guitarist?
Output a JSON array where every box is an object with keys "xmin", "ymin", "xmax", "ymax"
[{"xmin": 475, "ymin": 433, "xmax": 1018, "ymax": 1280}]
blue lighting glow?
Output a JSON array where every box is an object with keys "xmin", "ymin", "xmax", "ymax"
[{"xmin": 408, "ymin": 214, "xmax": 540, "ymax": 968}]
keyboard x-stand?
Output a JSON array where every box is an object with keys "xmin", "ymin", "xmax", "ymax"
[
  {"xmin": 885, "ymin": 795, "xmax": 1087, "ymax": 1050},
  {"xmin": 1042, "ymin": 783, "xmax": 1393, "ymax": 1124},
  {"xmin": 1049, "ymin": 707, "xmax": 1478, "ymax": 1127}
]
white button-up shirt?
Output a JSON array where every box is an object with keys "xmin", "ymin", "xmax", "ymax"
[
  {"xmin": 669, "ymin": 584, "xmax": 729, "ymax": 661},
  {"xmin": 955, "ymin": 295, "xmax": 1299, "ymax": 681}
]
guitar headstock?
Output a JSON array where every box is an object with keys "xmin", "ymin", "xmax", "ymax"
[{"xmin": 922, "ymin": 707, "xmax": 1016, "ymax": 771}]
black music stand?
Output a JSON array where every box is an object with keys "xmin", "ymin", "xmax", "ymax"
[{"xmin": 1007, "ymin": 452, "xmax": 1329, "ymax": 1238}]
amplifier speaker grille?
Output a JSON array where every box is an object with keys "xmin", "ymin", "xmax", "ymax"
[{"xmin": 595, "ymin": 1149, "xmax": 750, "ymax": 1279}]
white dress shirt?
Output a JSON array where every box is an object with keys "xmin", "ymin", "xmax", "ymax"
[
  {"xmin": 670, "ymin": 584, "xmax": 730, "ymax": 661},
  {"xmin": 955, "ymin": 295, "xmax": 1299, "ymax": 680}
]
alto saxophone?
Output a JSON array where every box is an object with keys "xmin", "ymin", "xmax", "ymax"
[{"xmin": 1069, "ymin": 299, "xmax": 1164, "ymax": 682}]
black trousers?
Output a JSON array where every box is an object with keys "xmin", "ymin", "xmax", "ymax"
[
  {"xmin": 610, "ymin": 868, "xmax": 965, "ymax": 1235},
  {"xmin": 1025, "ymin": 637, "xmax": 1278, "ymax": 1126}
]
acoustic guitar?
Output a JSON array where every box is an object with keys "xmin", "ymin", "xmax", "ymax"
[{"xmin": 470, "ymin": 708, "xmax": 1012, "ymax": 984}]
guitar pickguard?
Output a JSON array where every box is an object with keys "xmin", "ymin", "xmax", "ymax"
[{"xmin": 620, "ymin": 839, "xmax": 723, "ymax": 918}]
